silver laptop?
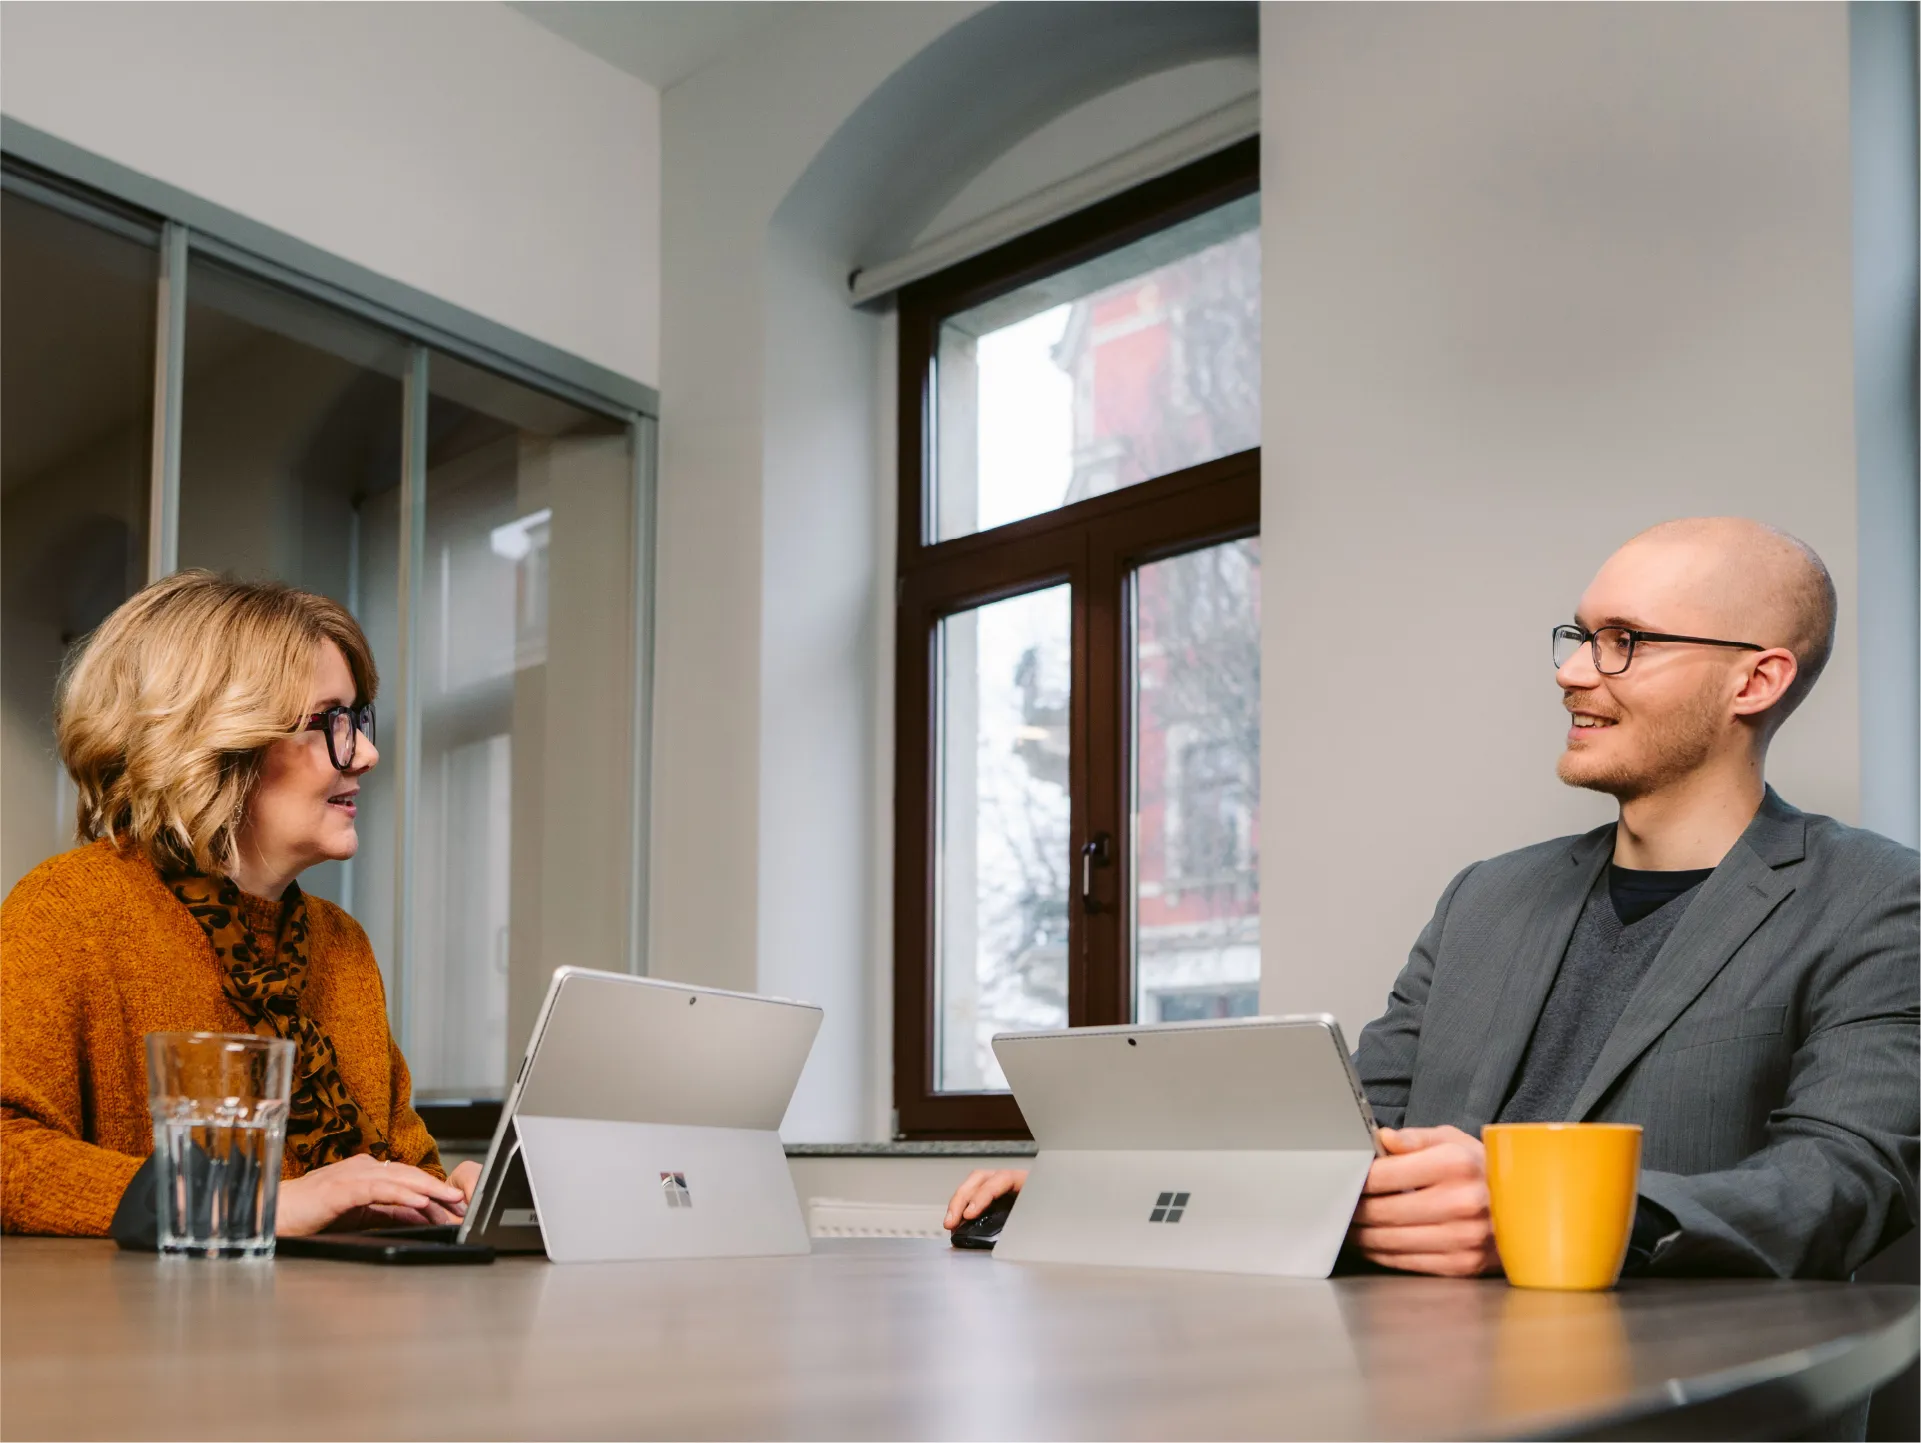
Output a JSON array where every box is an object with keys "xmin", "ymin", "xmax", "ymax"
[
  {"xmin": 458, "ymin": 967, "xmax": 822, "ymax": 1263},
  {"xmin": 989, "ymin": 1014, "xmax": 1382, "ymax": 1278}
]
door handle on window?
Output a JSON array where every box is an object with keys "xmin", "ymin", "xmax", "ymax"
[{"xmin": 1080, "ymin": 833, "xmax": 1112, "ymax": 914}]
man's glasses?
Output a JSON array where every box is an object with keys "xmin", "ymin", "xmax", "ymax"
[
  {"xmin": 1552, "ymin": 624, "xmax": 1763, "ymax": 677},
  {"xmin": 301, "ymin": 703, "xmax": 376, "ymax": 771}
]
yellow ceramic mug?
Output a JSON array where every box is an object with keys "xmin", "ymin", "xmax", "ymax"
[{"xmin": 1483, "ymin": 1122, "xmax": 1642, "ymax": 1291}]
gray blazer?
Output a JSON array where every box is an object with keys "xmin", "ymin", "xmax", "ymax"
[{"xmin": 1354, "ymin": 788, "xmax": 1919, "ymax": 1280}]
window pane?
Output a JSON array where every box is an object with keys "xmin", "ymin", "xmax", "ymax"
[
  {"xmin": 936, "ymin": 584, "xmax": 1071, "ymax": 1091},
  {"xmin": 1132, "ymin": 538, "xmax": 1260, "ymax": 1023},
  {"xmin": 176, "ymin": 258, "xmax": 408, "ymax": 986},
  {"xmin": 417, "ymin": 354, "xmax": 633, "ymax": 1094},
  {"xmin": 0, "ymin": 194, "xmax": 157, "ymax": 892},
  {"xmin": 934, "ymin": 194, "xmax": 1259, "ymax": 542}
]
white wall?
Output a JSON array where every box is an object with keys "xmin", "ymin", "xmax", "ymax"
[
  {"xmin": 0, "ymin": 1, "xmax": 661, "ymax": 387},
  {"xmin": 1259, "ymin": 2, "xmax": 1863, "ymax": 1040},
  {"xmin": 755, "ymin": 220, "xmax": 892, "ymax": 1140},
  {"xmin": 655, "ymin": 1, "xmax": 983, "ymax": 1142}
]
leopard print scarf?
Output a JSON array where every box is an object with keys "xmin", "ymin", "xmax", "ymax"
[{"xmin": 165, "ymin": 873, "xmax": 387, "ymax": 1173}]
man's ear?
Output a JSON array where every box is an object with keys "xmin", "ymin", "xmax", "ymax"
[{"xmin": 1730, "ymin": 648, "xmax": 1798, "ymax": 720}]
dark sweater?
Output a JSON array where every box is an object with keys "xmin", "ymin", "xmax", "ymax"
[{"xmin": 1497, "ymin": 864, "xmax": 1709, "ymax": 1123}]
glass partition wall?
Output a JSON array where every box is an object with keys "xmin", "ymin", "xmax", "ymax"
[
  {"xmin": 177, "ymin": 258, "xmax": 409, "ymax": 942},
  {"xmin": 0, "ymin": 163, "xmax": 654, "ymax": 1111},
  {"xmin": 0, "ymin": 191, "xmax": 157, "ymax": 892},
  {"xmin": 415, "ymin": 359, "xmax": 635, "ymax": 1093}
]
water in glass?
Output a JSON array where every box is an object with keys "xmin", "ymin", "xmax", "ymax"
[{"xmin": 145, "ymin": 1033, "xmax": 293, "ymax": 1258}]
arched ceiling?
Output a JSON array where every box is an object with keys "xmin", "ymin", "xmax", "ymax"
[{"xmin": 772, "ymin": 2, "xmax": 1256, "ymax": 264}]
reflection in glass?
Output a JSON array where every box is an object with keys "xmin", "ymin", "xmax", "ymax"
[
  {"xmin": 414, "ymin": 355, "xmax": 633, "ymax": 1093},
  {"xmin": 1132, "ymin": 538, "xmax": 1261, "ymax": 1023},
  {"xmin": 934, "ymin": 193, "xmax": 1260, "ymax": 542},
  {"xmin": 175, "ymin": 258, "xmax": 407, "ymax": 967},
  {"xmin": 936, "ymin": 584, "xmax": 1071, "ymax": 1091},
  {"xmin": 0, "ymin": 193, "xmax": 156, "ymax": 891}
]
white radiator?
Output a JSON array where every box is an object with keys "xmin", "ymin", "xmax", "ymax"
[{"xmin": 805, "ymin": 1197, "xmax": 948, "ymax": 1239}]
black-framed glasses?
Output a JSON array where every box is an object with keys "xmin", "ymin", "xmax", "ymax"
[
  {"xmin": 301, "ymin": 703, "xmax": 375, "ymax": 771},
  {"xmin": 1552, "ymin": 624, "xmax": 1763, "ymax": 677}
]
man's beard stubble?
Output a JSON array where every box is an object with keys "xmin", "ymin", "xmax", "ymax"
[{"xmin": 1556, "ymin": 681, "xmax": 1726, "ymax": 802}]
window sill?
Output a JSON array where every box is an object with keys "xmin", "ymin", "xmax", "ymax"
[
  {"xmin": 783, "ymin": 1141, "xmax": 1037, "ymax": 1157},
  {"xmin": 420, "ymin": 1103, "xmax": 1039, "ymax": 1159}
]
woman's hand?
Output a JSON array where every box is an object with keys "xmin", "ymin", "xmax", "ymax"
[
  {"xmin": 275, "ymin": 1154, "xmax": 470, "ymax": 1237},
  {"xmin": 448, "ymin": 1159, "xmax": 481, "ymax": 1203},
  {"xmin": 943, "ymin": 1168, "xmax": 1028, "ymax": 1231}
]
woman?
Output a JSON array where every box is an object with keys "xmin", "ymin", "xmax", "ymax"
[{"xmin": 1, "ymin": 571, "xmax": 473, "ymax": 1235}]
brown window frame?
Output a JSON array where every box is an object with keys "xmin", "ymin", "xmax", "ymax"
[{"xmin": 892, "ymin": 140, "xmax": 1261, "ymax": 1139}]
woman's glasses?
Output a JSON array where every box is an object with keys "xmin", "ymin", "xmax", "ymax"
[{"xmin": 300, "ymin": 703, "xmax": 375, "ymax": 771}]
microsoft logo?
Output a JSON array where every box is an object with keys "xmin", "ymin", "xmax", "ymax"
[
  {"xmin": 1148, "ymin": 1191, "xmax": 1191, "ymax": 1223},
  {"xmin": 659, "ymin": 1171, "xmax": 692, "ymax": 1208}
]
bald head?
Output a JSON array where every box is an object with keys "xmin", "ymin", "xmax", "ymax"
[{"xmin": 1614, "ymin": 517, "xmax": 1836, "ymax": 725}]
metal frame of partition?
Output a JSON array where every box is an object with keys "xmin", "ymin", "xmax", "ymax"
[
  {"xmin": 0, "ymin": 122, "xmax": 660, "ymax": 1111},
  {"xmin": 394, "ymin": 349, "xmax": 430, "ymax": 1052},
  {"xmin": 147, "ymin": 222, "xmax": 188, "ymax": 578},
  {"xmin": 2, "ymin": 119, "xmax": 656, "ymax": 420}
]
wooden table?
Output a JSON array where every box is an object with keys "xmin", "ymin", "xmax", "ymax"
[{"xmin": 3, "ymin": 1238, "xmax": 1914, "ymax": 1440}]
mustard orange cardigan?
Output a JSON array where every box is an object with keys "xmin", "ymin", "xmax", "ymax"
[{"xmin": 1, "ymin": 841, "xmax": 443, "ymax": 1236}]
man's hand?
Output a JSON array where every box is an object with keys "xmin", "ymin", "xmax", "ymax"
[
  {"xmin": 943, "ymin": 1169, "xmax": 1028, "ymax": 1231},
  {"xmin": 1348, "ymin": 1125, "xmax": 1501, "ymax": 1277},
  {"xmin": 276, "ymin": 1155, "xmax": 471, "ymax": 1237}
]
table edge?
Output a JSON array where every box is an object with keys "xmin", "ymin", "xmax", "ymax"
[{"xmin": 1530, "ymin": 1294, "xmax": 1920, "ymax": 1442}]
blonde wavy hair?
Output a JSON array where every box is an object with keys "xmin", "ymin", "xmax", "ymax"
[{"xmin": 57, "ymin": 570, "xmax": 378, "ymax": 877}]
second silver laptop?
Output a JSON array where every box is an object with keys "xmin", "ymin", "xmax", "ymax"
[{"xmin": 990, "ymin": 1014, "xmax": 1380, "ymax": 1277}]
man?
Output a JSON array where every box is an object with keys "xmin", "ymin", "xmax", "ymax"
[{"xmin": 946, "ymin": 518, "xmax": 1918, "ymax": 1284}]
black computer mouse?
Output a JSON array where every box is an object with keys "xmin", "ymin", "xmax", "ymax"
[{"xmin": 949, "ymin": 1190, "xmax": 1017, "ymax": 1249}]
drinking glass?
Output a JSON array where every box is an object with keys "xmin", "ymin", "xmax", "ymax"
[{"xmin": 146, "ymin": 1032, "xmax": 294, "ymax": 1258}]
